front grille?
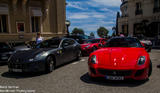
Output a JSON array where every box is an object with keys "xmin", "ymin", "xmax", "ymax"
[
  {"xmin": 98, "ymin": 69, "xmax": 132, "ymax": 76},
  {"xmin": 8, "ymin": 63, "xmax": 23, "ymax": 69}
]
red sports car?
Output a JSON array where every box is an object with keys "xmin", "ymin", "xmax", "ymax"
[
  {"xmin": 88, "ymin": 37, "xmax": 152, "ymax": 80},
  {"xmin": 81, "ymin": 38, "xmax": 107, "ymax": 55}
]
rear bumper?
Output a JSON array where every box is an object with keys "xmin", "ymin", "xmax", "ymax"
[
  {"xmin": 88, "ymin": 65, "xmax": 149, "ymax": 80},
  {"xmin": 8, "ymin": 61, "xmax": 45, "ymax": 72}
]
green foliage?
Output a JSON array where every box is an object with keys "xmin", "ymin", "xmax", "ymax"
[
  {"xmin": 97, "ymin": 27, "xmax": 109, "ymax": 38},
  {"xmin": 71, "ymin": 28, "xmax": 84, "ymax": 35},
  {"xmin": 90, "ymin": 32, "xmax": 95, "ymax": 37}
]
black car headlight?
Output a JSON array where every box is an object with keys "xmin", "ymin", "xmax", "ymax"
[
  {"xmin": 29, "ymin": 52, "xmax": 48, "ymax": 62},
  {"xmin": 138, "ymin": 56, "xmax": 146, "ymax": 65},
  {"xmin": 90, "ymin": 55, "xmax": 97, "ymax": 64}
]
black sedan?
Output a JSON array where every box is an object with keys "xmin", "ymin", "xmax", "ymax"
[
  {"xmin": 8, "ymin": 37, "xmax": 81, "ymax": 73},
  {"xmin": 0, "ymin": 42, "xmax": 14, "ymax": 64}
]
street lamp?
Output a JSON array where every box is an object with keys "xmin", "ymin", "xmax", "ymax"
[{"xmin": 65, "ymin": 20, "xmax": 71, "ymax": 36}]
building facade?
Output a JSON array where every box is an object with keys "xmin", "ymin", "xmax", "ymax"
[
  {"xmin": 118, "ymin": 0, "xmax": 160, "ymax": 45},
  {"xmin": 0, "ymin": 0, "xmax": 66, "ymax": 42}
]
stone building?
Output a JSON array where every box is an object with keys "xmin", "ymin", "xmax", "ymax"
[
  {"xmin": 0, "ymin": 0, "xmax": 66, "ymax": 42},
  {"xmin": 118, "ymin": 0, "xmax": 160, "ymax": 45}
]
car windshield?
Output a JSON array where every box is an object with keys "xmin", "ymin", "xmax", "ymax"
[
  {"xmin": 105, "ymin": 38, "xmax": 143, "ymax": 48},
  {"xmin": 36, "ymin": 38, "xmax": 61, "ymax": 48},
  {"xmin": 85, "ymin": 39, "xmax": 100, "ymax": 44},
  {"xmin": 0, "ymin": 43, "xmax": 10, "ymax": 49}
]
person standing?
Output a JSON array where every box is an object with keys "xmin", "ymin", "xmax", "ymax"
[{"xmin": 36, "ymin": 32, "xmax": 43, "ymax": 44}]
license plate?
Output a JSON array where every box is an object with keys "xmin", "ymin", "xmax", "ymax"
[
  {"xmin": 11, "ymin": 69, "xmax": 22, "ymax": 72},
  {"xmin": 106, "ymin": 76, "xmax": 124, "ymax": 80}
]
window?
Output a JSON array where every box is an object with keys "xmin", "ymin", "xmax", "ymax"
[
  {"xmin": 135, "ymin": 2, "xmax": 143, "ymax": 15},
  {"xmin": 31, "ymin": 16, "xmax": 40, "ymax": 32},
  {"xmin": 154, "ymin": 0, "xmax": 160, "ymax": 13},
  {"xmin": 122, "ymin": 25, "xmax": 128, "ymax": 36},
  {"xmin": 0, "ymin": 15, "xmax": 8, "ymax": 33}
]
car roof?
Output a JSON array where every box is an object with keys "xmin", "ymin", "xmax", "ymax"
[
  {"xmin": 51, "ymin": 37, "xmax": 74, "ymax": 41},
  {"xmin": 110, "ymin": 37, "xmax": 137, "ymax": 40}
]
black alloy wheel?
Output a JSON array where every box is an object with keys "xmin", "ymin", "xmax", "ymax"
[{"xmin": 46, "ymin": 56, "xmax": 55, "ymax": 73}]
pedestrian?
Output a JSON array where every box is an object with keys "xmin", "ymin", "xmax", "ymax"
[{"xmin": 36, "ymin": 32, "xmax": 43, "ymax": 44}]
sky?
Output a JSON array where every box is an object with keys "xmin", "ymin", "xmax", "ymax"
[{"xmin": 66, "ymin": 0, "xmax": 122, "ymax": 37}]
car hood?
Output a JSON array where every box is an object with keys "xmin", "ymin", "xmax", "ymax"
[
  {"xmin": 140, "ymin": 40, "xmax": 152, "ymax": 45},
  {"xmin": 12, "ymin": 48, "xmax": 51, "ymax": 60},
  {"xmin": 81, "ymin": 44, "xmax": 91, "ymax": 48},
  {"xmin": 0, "ymin": 48, "xmax": 14, "ymax": 54},
  {"xmin": 94, "ymin": 48, "xmax": 148, "ymax": 68},
  {"xmin": 81, "ymin": 43, "xmax": 98, "ymax": 48},
  {"xmin": 14, "ymin": 46, "xmax": 31, "ymax": 51}
]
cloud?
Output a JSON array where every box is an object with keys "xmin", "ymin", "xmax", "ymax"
[
  {"xmin": 67, "ymin": 2, "xmax": 88, "ymax": 10},
  {"xmin": 68, "ymin": 12, "xmax": 108, "ymax": 19},
  {"xmin": 69, "ymin": 13, "xmax": 90, "ymax": 19},
  {"xmin": 92, "ymin": 0, "xmax": 121, "ymax": 7},
  {"xmin": 66, "ymin": 0, "xmax": 121, "ymax": 36}
]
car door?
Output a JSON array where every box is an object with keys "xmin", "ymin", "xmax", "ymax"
[{"xmin": 60, "ymin": 39, "xmax": 73, "ymax": 63}]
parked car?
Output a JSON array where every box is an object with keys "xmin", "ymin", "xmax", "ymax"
[
  {"xmin": 8, "ymin": 37, "xmax": 81, "ymax": 73},
  {"xmin": 136, "ymin": 35, "xmax": 152, "ymax": 52},
  {"xmin": 81, "ymin": 38, "xmax": 107, "ymax": 55},
  {"xmin": 66, "ymin": 34, "xmax": 94, "ymax": 44},
  {"xmin": 88, "ymin": 37, "xmax": 152, "ymax": 80},
  {"xmin": 0, "ymin": 42, "xmax": 14, "ymax": 64},
  {"xmin": 140, "ymin": 39, "xmax": 152, "ymax": 52}
]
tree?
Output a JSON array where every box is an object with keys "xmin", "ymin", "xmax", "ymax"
[
  {"xmin": 90, "ymin": 32, "xmax": 95, "ymax": 37},
  {"xmin": 97, "ymin": 27, "xmax": 109, "ymax": 38},
  {"xmin": 71, "ymin": 28, "xmax": 84, "ymax": 35}
]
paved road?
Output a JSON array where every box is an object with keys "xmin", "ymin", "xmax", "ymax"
[{"xmin": 0, "ymin": 49, "xmax": 160, "ymax": 93}]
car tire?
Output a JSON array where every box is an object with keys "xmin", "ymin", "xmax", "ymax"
[
  {"xmin": 148, "ymin": 61, "xmax": 152, "ymax": 77},
  {"xmin": 46, "ymin": 56, "xmax": 55, "ymax": 73}
]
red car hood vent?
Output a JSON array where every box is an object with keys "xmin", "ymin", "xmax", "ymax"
[{"xmin": 97, "ymin": 48, "xmax": 145, "ymax": 67}]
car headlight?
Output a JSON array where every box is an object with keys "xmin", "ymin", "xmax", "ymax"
[
  {"xmin": 90, "ymin": 55, "xmax": 97, "ymax": 64},
  {"xmin": 138, "ymin": 56, "xmax": 146, "ymax": 65},
  {"xmin": 29, "ymin": 52, "xmax": 48, "ymax": 62},
  {"xmin": 85, "ymin": 45, "xmax": 90, "ymax": 48}
]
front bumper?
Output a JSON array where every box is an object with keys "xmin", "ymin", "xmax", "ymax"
[
  {"xmin": 8, "ymin": 61, "xmax": 46, "ymax": 72},
  {"xmin": 88, "ymin": 65, "xmax": 149, "ymax": 80}
]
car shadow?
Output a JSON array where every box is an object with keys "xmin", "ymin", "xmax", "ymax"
[
  {"xmin": 1, "ymin": 58, "xmax": 82, "ymax": 79},
  {"xmin": 1, "ymin": 72, "xmax": 48, "ymax": 79},
  {"xmin": 80, "ymin": 73, "xmax": 149, "ymax": 87},
  {"xmin": 0, "ymin": 63, "xmax": 7, "ymax": 66}
]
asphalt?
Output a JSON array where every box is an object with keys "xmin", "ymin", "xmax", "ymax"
[{"xmin": 0, "ymin": 49, "xmax": 160, "ymax": 93}]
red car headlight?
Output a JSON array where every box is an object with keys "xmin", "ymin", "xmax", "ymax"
[
  {"xmin": 138, "ymin": 56, "xmax": 146, "ymax": 65},
  {"xmin": 90, "ymin": 55, "xmax": 97, "ymax": 64}
]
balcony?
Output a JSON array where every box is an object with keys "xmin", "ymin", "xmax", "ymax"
[
  {"xmin": 135, "ymin": 9, "xmax": 143, "ymax": 15},
  {"xmin": 153, "ymin": 7, "xmax": 160, "ymax": 13}
]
